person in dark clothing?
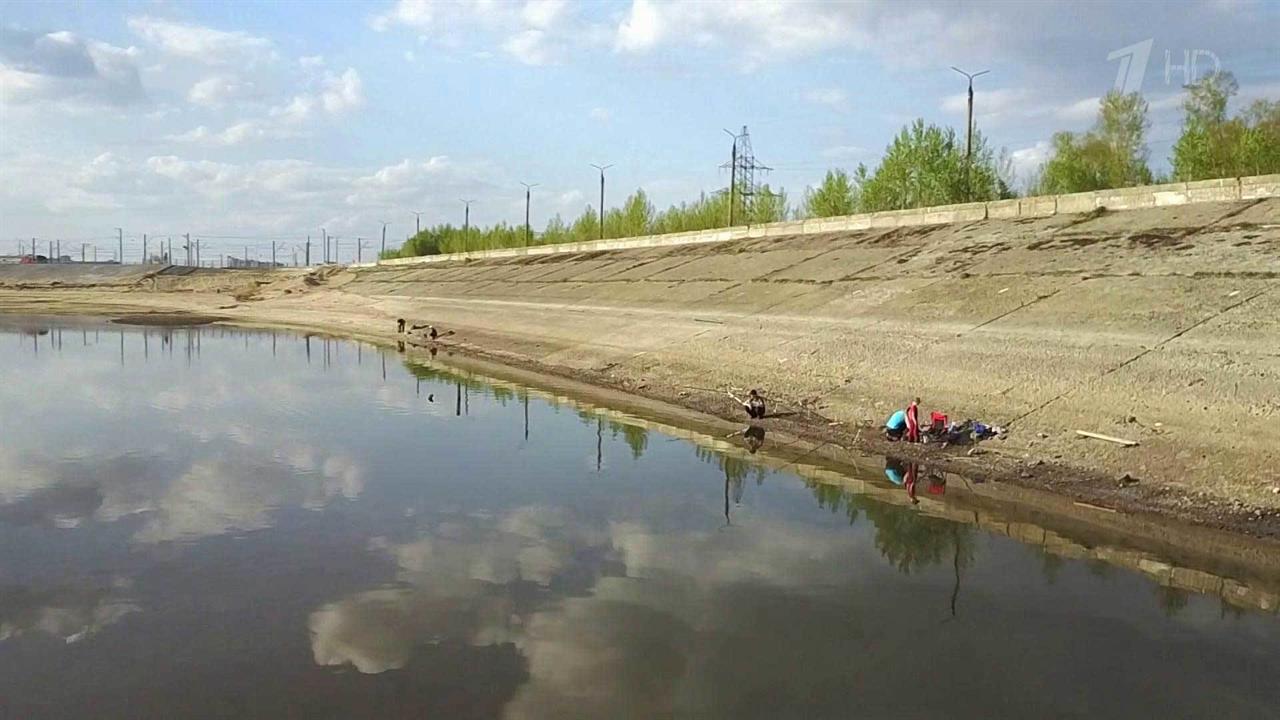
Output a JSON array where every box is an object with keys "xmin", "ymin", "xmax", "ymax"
[
  {"xmin": 397, "ymin": 318, "xmax": 406, "ymax": 333},
  {"xmin": 727, "ymin": 389, "xmax": 767, "ymax": 419}
]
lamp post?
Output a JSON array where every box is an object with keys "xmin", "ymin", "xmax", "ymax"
[
  {"xmin": 590, "ymin": 163, "xmax": 612, "ymax": 240},
  {"xmin": 950, "ymin": 66, "xmax": 990, "ymax": 201},
  {"xmin": 460, "ymin": 199, "xmax": 474, "ymax": 254},
  {"xmin": 520, "ymin": 182, "xmax": 539, "ymax": 247}
]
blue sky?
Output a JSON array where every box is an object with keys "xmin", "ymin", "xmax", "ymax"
[{"xmin": 2, "ymin": 0, "xmax": 1277, "ymax": 262}]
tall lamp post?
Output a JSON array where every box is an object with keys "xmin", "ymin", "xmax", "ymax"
[
  {"xmin": 520, "ymin": 182, "xmax": 539, "ymax": 247},
  {"xmin": 590, "ymin": 163, "xmax": 613, "ymax": 240},
  {"xmin": 460, "ymin": 199, "xmax": 474, "ymax": 254},
  {"xmin": 950, "ymin": 66, "xmax": 990, "ymax": 201}
]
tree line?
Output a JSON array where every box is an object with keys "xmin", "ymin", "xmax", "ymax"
[{"xmin": 388, "ymin": 71, "xmax": 1277, "ymax": 259}]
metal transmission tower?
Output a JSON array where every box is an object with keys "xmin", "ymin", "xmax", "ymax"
[{"xmin": 719, "ymin": 125, "xmax": 771, "ymax": 226}]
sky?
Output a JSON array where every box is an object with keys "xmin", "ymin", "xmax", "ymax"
[{"xmin": 1, "ymin": 0, "xmax": 1277, "ymax": 262}]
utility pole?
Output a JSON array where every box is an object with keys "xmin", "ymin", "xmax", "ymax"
[
  {"xmin": 723, "ymin": 129, "xmax": 737, "ymax": 226},
  {"xmin": 520, "ymin": 182, "xmax": 538, "ymax": 247},
  {"xmin": 195, "ymin": 239, "xmax": 201, "ymax": 267},
  {"xmin": 81, "ymin": 243, "xmax": 88, "ymax": 262},
  {"xmin": 305, "ymin": 235, "xmax": 311, "ymax": 266},
  {"xmin": 590, "ymin": 163, "xmax": 612, "ymax": 240},
  {"xmin": 357, "ymin": 237, "xmax": 364, "ymax": 263},
  {"xmin": 48, "ymin": 240, "xmax": 53, "ymax": 260},
  {"xmin": 461, "ymin": 199, "xmax": 474, "ymax": 253},
  {"xmin": 142, "ymin": 234, "xmax": 148, "ymax": 264},
  {"xmin": 411, "ymin": 211, "xmax": 422, "ymax": 236},
  {"xmin": 380, "ymin": 221, "xmax": 389, "ymax": 257},
  {"xmin": 321, "ymin": 227, "xmax": 328, "ymax": 263},
  {"xmin": 951, "ymin": 66, "xmax": 990, "ymax": 201},
  {"xmin": 168, "ymin": 237, "xmax": 173, "ymax": 265},
  {"xmin": 184, "ymin": 233, "xmax": 191, "ymax": 265},
  {"xmin": 55, "ymin": 239, "xmax": 60, "ymax": 262},
  {"xmin": 115, "ymin": 227, "xmax": 123, "ymax": 265}
]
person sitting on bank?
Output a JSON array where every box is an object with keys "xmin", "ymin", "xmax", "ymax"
[
  {"xmin": 885, "ymin": 409, "xmax": 908, "ymax": 440},
  {"xmin": 726, "ymin": 389, "xmax": 767, "ymax": 419}
]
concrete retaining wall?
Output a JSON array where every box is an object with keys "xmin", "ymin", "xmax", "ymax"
[{"xmin": 371, "ymin": 173, "xmax": 1277, "ymax": 269}]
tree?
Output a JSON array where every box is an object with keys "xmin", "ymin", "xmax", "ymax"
[
  {"xmin": 1172, "ymin": 71, "xmax": 1280, "ymax": 180},
  {"xmin": 803, "ymin": 169, "xmax": 860, "ymax": 217},
  {"xmin": 1037, "ymin": 90, "xmax": 1154, "ymax": 193},
  {"xmin": 859, "ymin": 119, "xmax": 1002, "ymax": 211}
]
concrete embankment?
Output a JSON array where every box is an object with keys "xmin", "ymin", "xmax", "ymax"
[
  {"xmin": 340, "ymin": 196, "xmax": 1280, "ymax": 518},
  {"xmin": 2, "ymin": 195, "xmax": 1278, "ymax": 535}
]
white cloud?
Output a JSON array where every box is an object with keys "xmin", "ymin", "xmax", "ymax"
[
  {"xmin": 1009, "ymin": 140, "xmax": 1051, "ymax": 185},
  {"xmin": 298, "ymin": 54, "xmax": 325, "ymax": 69},
  {"xmin": 0, "ymin": 27, "xmax": 145, "ymax": 107},
  {"xmin": 187, "ymin": 74, "xmax": 254, "ymax": 107},
  {"xmin": 615, "ymin": 0, "xmax": 663, "ymax": 52},
  {"xmin": 523, "ymin": 0, "xmax": 568, "ymax": 30},
  {"xmin": 127, "ymin": 16, "xmax": 275, "ymax": 66},
  {"xmin": 320, "ymin": 68, "xmax": 363, "ymax": 113},
  {"xmin": 803, "ymin": 87, "xmax": 848, "ymax": 111},
  {"xmin": 589, "ymin": 106, "xmax": 610, "ymax": 122},
  {"xmin": 173, "ymin": 67, "xmax": 364, "ymax": 145},
  {"xmin": 370, "ymin": 0, "xmax": 436, "ymax": 32},
  {"xmin": 503, "ymin": 29, "xmax": 559, "ymax": 65},
  {"xmin": 373, "ymin": 0, "xmax": 585, "ymax": 65},
  {"xmin": 821, "ymin": 144, "xmax": 868, "ymax": 161}
]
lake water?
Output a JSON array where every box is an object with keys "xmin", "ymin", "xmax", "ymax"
[{"xmin": 1, "ymin": 321, "xmax": 1277, "ymax": 719}]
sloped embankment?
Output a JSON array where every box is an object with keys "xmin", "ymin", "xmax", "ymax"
[{"xmin": 340, "ymin": 198, "xmax": 1280, "ymax": 513}]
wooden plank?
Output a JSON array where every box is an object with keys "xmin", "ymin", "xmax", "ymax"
[{"xmin": 1076, "ymin": 430, "xmax": 1139, "ymax": 447}]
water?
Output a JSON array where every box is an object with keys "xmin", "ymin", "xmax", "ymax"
[{"xmin": 1, "ymin": 320, "xmax": 1277, "ymax": 719}]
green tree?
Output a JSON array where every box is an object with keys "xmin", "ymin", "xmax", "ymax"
[
  {"xmin": 1037, "ymin": 91, "xmax": 1154, "ymax": 193},
  {"xmin": 803, "ymin": 169, "xmax": 860, "ymax": 217},
  {"xmin": 1172, "ymin": 71, "xmax": 1280, "ymax": 180},
  {"xmin": 859, "ymin": 119, "xmax": 1002, "ymax": 211}
]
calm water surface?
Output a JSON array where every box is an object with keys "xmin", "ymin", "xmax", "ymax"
[{"xmin": 1, "ymin": 321, "xmax": 1277, "ymax": 719}]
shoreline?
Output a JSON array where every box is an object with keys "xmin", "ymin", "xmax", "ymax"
[
  {"xmin": 4, "ymin": 302, "xmax": 1280, "ymax": 614},
  {"xmin": 2, "ymin": 292, "xmax": 1280, "ymax": 594},
  {"xmin": 3, "ymin": 288, "xmax": 1278, "ymax": 543}
]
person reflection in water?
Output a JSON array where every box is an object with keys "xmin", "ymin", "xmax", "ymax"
[
  {"xmin": 726, "ymin": 425, "xmax": 766, "ymax": 454},
  {"xmin": 884, "ymin": 457, "xmax": 920, "ymax": 505}
]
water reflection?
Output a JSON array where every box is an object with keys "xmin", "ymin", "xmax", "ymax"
[{"xmin": 1, "ymin": 321, "xmax": 1278, "ymax": 719}]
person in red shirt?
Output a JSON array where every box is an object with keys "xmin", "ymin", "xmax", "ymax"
[{"xmin": 905, "ymin": 398, "xmax": 921, "ymax": 443}]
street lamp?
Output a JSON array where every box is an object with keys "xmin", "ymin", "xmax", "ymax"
[
  {"xmin": 520, "ymin": 182, "xmax": 539, "ymax": 247},
  {"xmin": 590, "ymin": 163, "xmax": 613, "ymax": 240},
  {"xmin": 951, "ymin": 66, "xmax": 990, "ymax": 200},
  {"xmin": 460, "ymin": 199, "xmax": 474, "ymax": 253}
]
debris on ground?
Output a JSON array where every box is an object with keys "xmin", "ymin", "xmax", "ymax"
[{"xmin": 1076, "ymin": 430, "xmax": 1139, "ymax": 447}]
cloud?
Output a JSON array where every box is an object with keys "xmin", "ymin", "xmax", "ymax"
[
  {"xmin": 186, "ymin": 74, "xmax": 254, "ymax": 107},
  {"xmin": 589, "ymin": 106, "xmax": 611, "ymax": 122},
  {"xmin": 0, "ymin": 27, "xmax": 145, "ymax": 107},
  {"xmin": 803, "ymin": 87, "xmax": 848, "ymax": 111},
  {"xmin": 172, "ymin": 67, "xmax": 364, "ymax": 145},
  {"xmin": 127, "ymin": 16, "xmax": 275, "ymax": 66},
  {"xmin": 372, "ymin": 0, "xmax": 586, "ymax": 66},
  {"xmin": 821, "ymin": 144, "xmax": 868, "ymax": 161},
  {"xmin": 615, "ymin": 0, "xmax": 663, "ymax": 52},
  {"xmin": 502, "ymin": 29, "xmax": 560, "ymax": 65}
]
